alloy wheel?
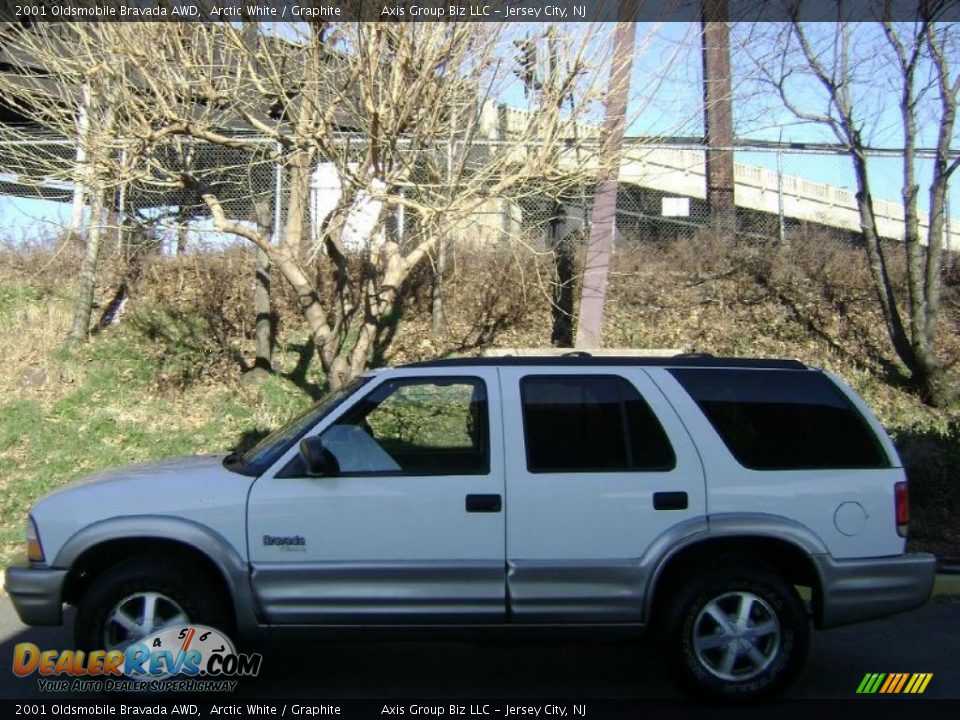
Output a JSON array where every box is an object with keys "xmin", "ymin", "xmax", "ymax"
[
  {"xmin": 103, "ymin": 591, "xmax": 190, "ymax": 652},
  {"xmin": 691, "ymin": 590, "xmax": 782, "ymax": 682}
]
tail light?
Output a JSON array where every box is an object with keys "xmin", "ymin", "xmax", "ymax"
[{"xmin": 895, "ymin": 481, "xmax": 909, "ymax": 537}]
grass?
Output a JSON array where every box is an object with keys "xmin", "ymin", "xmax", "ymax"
[{"xmin": 0, "ymin": 293, "xmax": 312, "ymax": 565}]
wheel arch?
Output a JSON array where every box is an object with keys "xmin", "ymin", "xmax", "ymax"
[
  {"xmin": 644, "ymin": 515, "xmax": 827, "ymax": 627},
  {"xmin": 55, "ymin": 516, "xmax": 261, "ymax": 638}
]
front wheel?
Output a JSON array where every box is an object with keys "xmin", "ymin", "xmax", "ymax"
[
  {"xmin": 75, "ymin": 555, "xmax": 230, "ymax": 653},
  {"xmin": 663, "ymin": 563, "xmax": 810, "ymax": 700}
]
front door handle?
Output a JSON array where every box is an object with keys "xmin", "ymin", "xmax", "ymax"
[
  {"xmin": 653, "ymin": 491, "xmax": 688, "ymax": 510},
  {"xmin": 466, "ymin": 494, "xmax": 502, "ymax": 513}
]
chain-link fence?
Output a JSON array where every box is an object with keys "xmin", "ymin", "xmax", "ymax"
[{"xmin": 0, "ymin": 133, "xmax": 956, "ymax": 256}]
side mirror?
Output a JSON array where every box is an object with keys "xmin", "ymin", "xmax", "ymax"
[{"xmin": 298, "ymin": 436, "xmax": 339, "ymax": 477}]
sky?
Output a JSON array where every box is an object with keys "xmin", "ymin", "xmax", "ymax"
[{"xmin": 1, "ymin": 20, "xmax": 957, "ymax": 246}]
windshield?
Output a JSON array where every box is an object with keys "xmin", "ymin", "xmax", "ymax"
[{"xmin": 224, "ymin": 376, "xmax": 371, "ymax": 476}]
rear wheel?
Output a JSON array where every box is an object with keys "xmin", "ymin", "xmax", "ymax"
[{"xmin": 662, "ymin": 563, "xmax": 809, "ymax": 700}]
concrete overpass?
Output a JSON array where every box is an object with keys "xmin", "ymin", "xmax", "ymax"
[
  {"xmin": 1, "ymin": 105, "xmax": 956, "ymax": 252},
  {"xmin": 487, "ymin": 104, "xmax": 960, "ymax": 249}
]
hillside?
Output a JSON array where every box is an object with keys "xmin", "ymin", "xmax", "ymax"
[{"xmin": 1, "ymin": 233, "xmax": 958, "ymax": 566}]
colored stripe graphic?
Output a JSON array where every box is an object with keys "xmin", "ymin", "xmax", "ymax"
[
  {"xmin": 856, "ymin": 673, "xmax": 876, "ymax": 693},
  {"xmin": 879, "ymin": 674, "xmax": 896, "ymax": 693},
  {"xmin": 912, "ymin": 673, "xmax": 933, "ymax": 694},
  {"xmin": 857, "ymin": 673, "xmax": 932, "ymax": 694},
  {"xmin": 857, "ymin": 673, "xmax": 884, "ymax": 693},
  {"xmin": 892, "ymin": 673, "xmax": 909, "ymax": 693}
]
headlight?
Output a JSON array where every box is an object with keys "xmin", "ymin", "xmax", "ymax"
[{"xmin": 26, "ymin": 516, "xmax": 44, "ymax": 563}]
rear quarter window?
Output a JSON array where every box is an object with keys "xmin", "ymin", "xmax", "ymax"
[
  {"xmin": 669, "ymin": 369, "xmax": 889, "ymax": 470},
  {"xmin": 520, "ymin": 374, "xmax": 676, "ymax": 473}
]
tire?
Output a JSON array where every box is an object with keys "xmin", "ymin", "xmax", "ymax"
[
  {"xmin": 75, "ymin": 555, "xmax": 232, "ymax": 653},
  {"xmin": 662, "ymin": 562, "xmax": 809, "ymax": 701}
]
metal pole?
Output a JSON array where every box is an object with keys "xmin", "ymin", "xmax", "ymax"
[
  {"xmin": 397, "ymin": 188, "xmax": 405, "ymax": 244},
  {"xmin": 574, "ymin": 8, "xmax": 638, "ymax": 349},
  {"xmin": 273, "ymin": 142, "xmax": 282, "ymax": 244},
  {"xmin": 69, "ymin": 83, "xmax": 91, "ymax": 238},
  {"xmin": 946, "ymin": 181, "xmax": 952, "ymax": 258},
  {"xmin": 777, "ymin": 141, "xmax": 786, "ymax": 244},
  {"xmin": 701, "ymin": 0, "xmax": 736, "ymax": 239},
  {"xmin": 116, "ymin": 148, "xmax": 127, "ymax": 250}
]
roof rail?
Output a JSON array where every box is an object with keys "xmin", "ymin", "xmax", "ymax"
[
  {"xmin": 402, "ymin": 356, "xmax": 807, "ymax": 370},
  {"xmin": 482, "ymin": 347, "xmax": 683, "ymax": 358}
]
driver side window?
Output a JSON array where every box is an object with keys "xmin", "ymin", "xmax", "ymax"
[{"xmin": 320, "ymin": 376, "xmax": 489, "ymax": 476}]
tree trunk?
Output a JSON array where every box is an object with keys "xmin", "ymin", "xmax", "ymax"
[
  {"xmin": 431, "ymin": 235, "xmax": 446, "ymax": 336},
  {"xmin": 849, "ymin": 152, "xmax": 913, "ymax": 361},
  {"xmin": 176, "ymin": 222, "xmax": 188, "ymax": 255},
  {"xmin": 549, "ymin": 203, "xmax": 578, "ymax": 347},
  {"xmin": 574, "ymin": 17, "xmax": 636, "ymax": 348},
  {"xmin": 283, "ymin": 150, "xmax": 312, "ymax": 258},
  {"xmin": 94, "ymin": 222, "xmax": 156, "ymax": 334},
  {"xmin": 266, "ymin": 243, "xmax": 342, "ymax": 385},
  {"xmin": 66, "ymin": 187, "xmax": 105, "ymax": 345},
  {"xmin": 348, "ymin": 243, "xmax": 405, "ymax": 382},
  {"xmin": 253, "ymin": 248, "xmax": 275, "ymax": 372},
  {"xmin": 551, "ymin": 236, "xmax": 577, "ymax": 347},
  {"xmin": 251, "ymin": 195, "xmax": 277, "ymax": 374}
]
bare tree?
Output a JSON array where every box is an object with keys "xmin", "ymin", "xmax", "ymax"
[
  {"xmin": 0, "ymin": 24, "xmax": 125, "ymax": 344},
  {"xmin": 27, "ymin": 21, "xmax": 611, "ymax": 388},
  {"xmin": 744, "ymin": 10, "xmax": 960, "ymax": 405}
]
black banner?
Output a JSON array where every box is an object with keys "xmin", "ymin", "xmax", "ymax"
[
  {"xmin": 2, "ymin": 699, "xmax": 960, "ymax": 720},
  {"xmin": 1, "ymin": 0, "xmax": 958, "ymax": 23}
]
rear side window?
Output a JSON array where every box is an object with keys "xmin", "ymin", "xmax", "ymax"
[
  {"xmin": 520, "ymin": 375, "xmax": 676, "ymax": 473},
  {"xmin": 670, "ymin": 369, "xmax": 889, "ymax": 470}
]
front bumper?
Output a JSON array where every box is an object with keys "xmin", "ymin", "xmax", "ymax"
[
  {"xmin": 814, "ymin": 552, "xmax": 936, "ymax": 629},
  {"xmin": 4, "ymin": 564, "xmax": 67, "ymax": 626}
]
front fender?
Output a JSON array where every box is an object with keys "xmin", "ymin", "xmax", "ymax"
[{"xmin": 54, "ymin": 515, "xmax": 262, "ymax": 639}]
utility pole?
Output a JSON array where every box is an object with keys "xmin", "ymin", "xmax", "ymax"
[
  {"xmin": 574, "ymin": 6, "xmax": 638, "ymax": 349},
  {"xmin": 701, "ymin": 0, "xmax": 736, "ymax": 240},
  {"xmin": 68, "ymin": 82, "xmax": 91, "ymax": 242}
]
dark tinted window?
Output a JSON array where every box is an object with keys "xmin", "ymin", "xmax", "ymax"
[
  {"xmin": 520, "ymin": 375, "xmax": 675, "ymax": 473},
  {"xmin": 670, "ymin": 369, "xmax": 888, "ymax": 470}
]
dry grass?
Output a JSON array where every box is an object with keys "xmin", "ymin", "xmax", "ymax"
[{"xmin": 1, "ymin": 231, "xmax": 959, "ymax": 561}]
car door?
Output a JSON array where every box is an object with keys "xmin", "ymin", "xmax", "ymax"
[
  {"xmin": 247, "ymin": 367, "xmax": 506, "ymax": 624},
  {"xmin": 499, "ymin": 367, "xmax": 706, "ymax": 623}
]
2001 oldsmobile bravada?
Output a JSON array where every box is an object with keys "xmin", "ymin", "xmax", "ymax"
[{"xmin": 6, "ymin": 355, "xmax": 936, "ymax": 699}]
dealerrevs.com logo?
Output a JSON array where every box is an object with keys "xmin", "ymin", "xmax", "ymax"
[{"xmin": 12, "ymin": 625, "xmax": 262, "ymax": 693}]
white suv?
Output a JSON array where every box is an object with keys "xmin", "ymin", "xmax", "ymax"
[{"xmin": 6, "ymin": 355, "xmax": 936, "ymax": 699}]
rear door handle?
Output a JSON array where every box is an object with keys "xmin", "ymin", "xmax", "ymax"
[
  {"xmin": 466, "ymin": 494, "xmax": 502, "ymax": 513},
  {"xmin": 653, "ymin": 491, "xmax": 688, "ymax": 510}
]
